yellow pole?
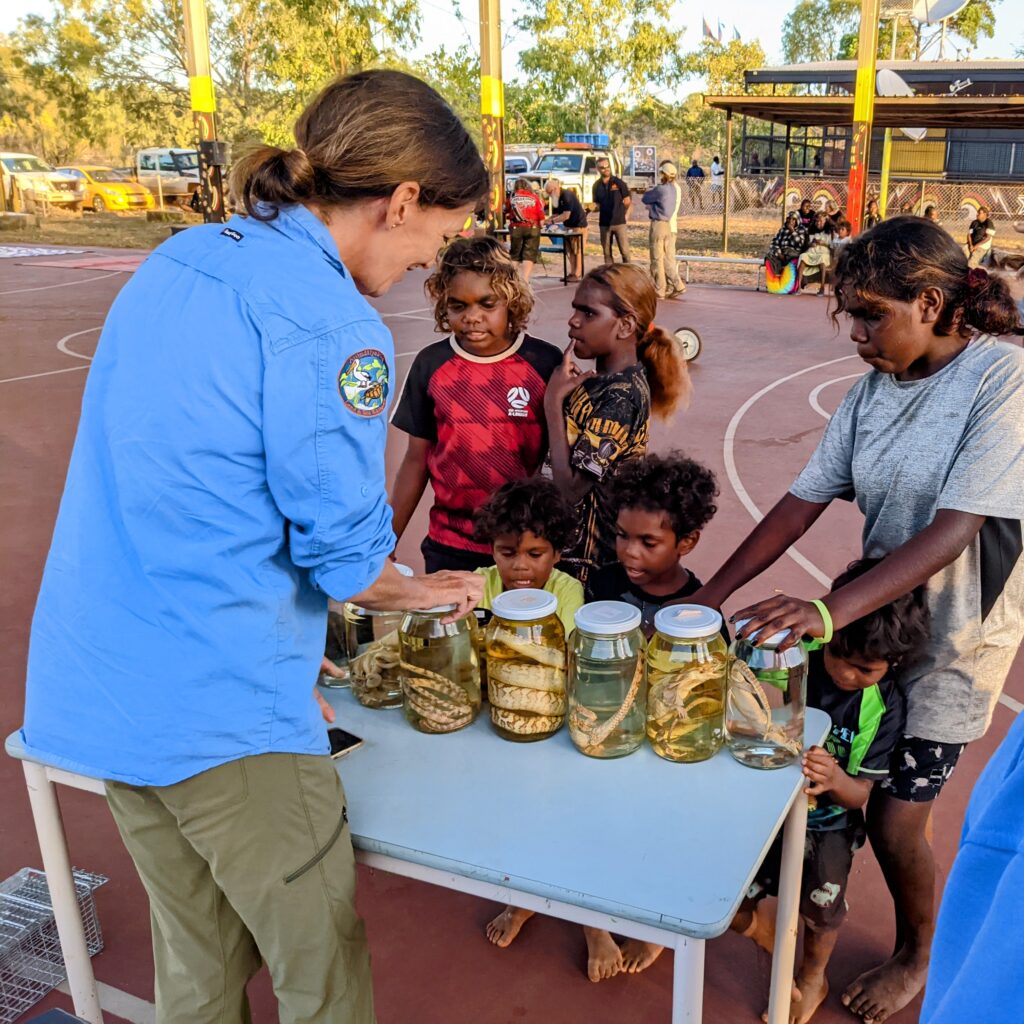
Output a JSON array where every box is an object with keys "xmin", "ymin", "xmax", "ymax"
[
  {"xmin": 879, "ymin": 129, "xmax": 893, "ymax": 217},
  {"xmin": 722, "ymin": 110, "xmax": 733, "ymax": 252},
  {"xmin": 479, "ymin": 0, "xmax": 505, "ymax": 231},
  {"xmin": 847, "ymin": 0, "xmax": 881, "ymax": 232},
  {"xmin": 782, "ymin": 124, "xmax": 792, "ymax": 224},
  {"xmin": 183, "ymin": 0, "xmax": 226, "ymax": 223}
]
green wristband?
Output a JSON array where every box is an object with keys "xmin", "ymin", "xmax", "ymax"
[{"xmin": 810, "ymin": 599, "xmax": 834, "ymax": 644}]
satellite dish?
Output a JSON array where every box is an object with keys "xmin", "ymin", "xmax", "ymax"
[
  {"xmin": 876, "ymin": 70, "xmax": 928, "ymax": 144},
  {"xmin": 911, "ymin": 0, "xmax": 969, "ymax": 24}
]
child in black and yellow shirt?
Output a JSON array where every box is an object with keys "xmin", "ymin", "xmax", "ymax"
[{"xmin": 730, "ymin": 558, "xmax": 930, "ymax": 1023}]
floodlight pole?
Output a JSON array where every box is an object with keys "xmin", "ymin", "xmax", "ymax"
[
  {"xmin": 480, "ymin": 0, "xmax": 506, "ymax": 231},
  {"xmin": 878, "ymin": 21, "xmax": 898, "ymax": 217},
  {"xmin": 183, "ymin": 0, "xmax": 227, "ymax": 223},
  {"xmin": 722, "ymin": 110, "xmax": 733, "ymax": 252},
  {"xmin": 847, "ymin": 0, "xmax": 881, "ymax": 232}
]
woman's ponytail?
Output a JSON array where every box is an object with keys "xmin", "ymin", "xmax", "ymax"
[
  {"xmin": 230, "ymin": 145, "xmax": 317, "ymax": 221},
  {"xmin": 637, "ymin": 324, "xmax": 691, "ymax": 419},
  {"xmin": 963, "ymin": 267, "xmax": 1021, "ymax": 337}
]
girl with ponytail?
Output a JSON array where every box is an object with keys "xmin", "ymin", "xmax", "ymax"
[
  {"xmin": 686, "ymin": 216, "xmax": 1024, "ymax": 1023},
  {"xmin": 544, "ymin": 263, "xmax": 690, "ymax": 590}
]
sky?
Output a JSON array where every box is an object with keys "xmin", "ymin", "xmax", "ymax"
[{"xmin": 2, "ymin": 0, "xmax": 1022, "ymax": 79}]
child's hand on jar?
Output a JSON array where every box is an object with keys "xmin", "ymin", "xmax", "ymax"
[{"xmin": 802, "ymin": 745, "xmax": 841, "ymax": 795}]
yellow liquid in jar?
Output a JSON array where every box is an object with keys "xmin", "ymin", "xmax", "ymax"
[
  {"xmin": 400, "ymin": 628, "xmax": 481, "ymax": 733},
  {"xmin": 646, "ymin": 646, "xmax": 726, "ymax": 763}
]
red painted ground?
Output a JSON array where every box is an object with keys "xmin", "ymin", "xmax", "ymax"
[{"xmin": 2, "ymin": 247, "xmax": 1021, "ymax": 1024}]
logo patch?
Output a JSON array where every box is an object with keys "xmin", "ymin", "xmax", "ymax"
[
  {"xmin": 506, "ymin": 385, "xmax": 530, "ymax": 418},
  {"xmin": 338, "ymin": 350, "xmax": 389, "ymax": 417},
  {"xmin": 221, "ymin": 228, "xmax": 243, "ymax": 242}
]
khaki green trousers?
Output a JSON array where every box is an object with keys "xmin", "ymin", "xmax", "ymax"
[{"xmin": 106, "ymin": 753, "xmax": 375, "ymax": 1024}]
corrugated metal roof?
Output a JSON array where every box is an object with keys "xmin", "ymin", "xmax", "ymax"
[{"xmin": 748, "ymin": 59, "xmax": 1024, "ymax": 75}]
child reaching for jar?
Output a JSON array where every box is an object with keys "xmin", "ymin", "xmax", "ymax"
[
  {"xmin": 729, "ymin": 558, "xmax": 929, "ymax": 1024},
  {"xmin": 471, "ymin": 477, "xmax": 584, "ymax": 634},
  {"xmin": 589, "ymin": 452, "xmax": 719, "ymax": 631},
  {"xmin": 544, "ymin": 265, "xmax": 690, "ymax": 590},
  {"xmin": 391, "ymin": 236, "xmax": 563, "ymax": 572}
]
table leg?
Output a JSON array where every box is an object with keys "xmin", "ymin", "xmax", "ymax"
[
  {"xmin": 22, "ymin": 761, "xmax": 104, "ymax": 1024},
  {"xmin": 562, "ymin": 242, "xmax": 569, "ymax": 284},
  {"xmin": 671, "ymin": 935, "xmax": 705, "ymax": 1024},
  {"xmin": 766, "ymin": 793, "xmax": 808, "ymax": 1024}
]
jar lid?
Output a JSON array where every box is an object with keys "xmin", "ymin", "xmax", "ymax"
[
  {"xmin": 732, "ymin": 618, "xmax": 791, "ymax": 647},
  {"xmin": 394, "ymin": 563, "xmax": 414, "ymax": 577},
  {"xmin": 574, "ymin": 600, "xmax": 642, "ymax": 635},
  {"xmin": 412, "ymin": 603, "xmax": 458, "ymax": 614},
  {"xmin": 491, "ymin": 588, "xmax": 558, "ymax": 621},
  {"xmin": 654, "ymin": 604, "xmax": 722, "ymax": 639}
]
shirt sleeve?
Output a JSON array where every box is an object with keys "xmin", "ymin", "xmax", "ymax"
[
  {"xmin": 938, "ymin": 349, "xmax": 1024, "ymax": 519},
  {"xmin": 262, "ymin": 318, "xmax": 395, "ymax": 602},
  {"xmin": 789, "ymin": 383, "xmax": 862, "ymax": 504},
  {"xmin": 620, "ymin": 178, "xmax": 632, "ymax": 199},
  {"xmin": 554, "ymin": 573, "xmax": 585, "ymax": 635},
  {"xmin": 391, "ymin": 349, "xmax": 438, "ymax": 442},
  {"xmin": 856, "ymin": 684, "xmax": 907, "ymax": 776}
]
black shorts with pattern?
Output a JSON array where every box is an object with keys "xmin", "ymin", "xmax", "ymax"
[
  {"xmin": 878, "ymin": 735, "xmax": 966, "ymax": 803},
  {"xmin": 748, "ymin": 813, "xmax": 866, "ymax": 932}
]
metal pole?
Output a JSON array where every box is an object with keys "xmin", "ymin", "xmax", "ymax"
[
  {"xmin": 183, "ymin": 0, "xmax": 226, "ymax": 223},
  {"xmin": 479, "ymin": 0, "xmax": 505, "ymax": 232},
  {"xmin": 722, "ymin": 110, "xmax": 733, "ymax": 253},
  {"xmin": 879, "ymin": 130, "xmax": 893, "ymax": 217},
  {"xmin": 782, "ymin": 124, "xmax": 792, "ymax": 224},
  {"xmin": 847, "ymin": 0, "xmax": 881, "ymax": 232}
]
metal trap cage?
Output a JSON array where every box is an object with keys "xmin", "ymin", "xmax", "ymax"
[{"xmin": 0, "ymin": 869, "xmax": 107, "ymax": 1024}]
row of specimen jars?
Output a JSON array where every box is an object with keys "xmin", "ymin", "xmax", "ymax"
[{"xmin": 326, "ymin": 583, "xmax": 808, "ymax": 768}]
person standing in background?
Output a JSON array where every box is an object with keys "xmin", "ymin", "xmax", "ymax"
[
  {"xmin": 592, "ymin": 158, "xmax": 631, "ymax": 264},
  {"xmin": 545, "ymin": 177, "xmax": 587, "ymax": 280},
  {"xmin": 506, "ymin": 177, "xmax": 545, "ymax": 282},
  {"xmin": 686, "ymin": 158, "xmax": 705, "ymax": 210},
  {"xmin": 709, "ymin": 155, "xmax": 725, "ymax": 205},
  {"xmin": 642, "ymin": 160, "xmax": 685, "ymax": 300}
]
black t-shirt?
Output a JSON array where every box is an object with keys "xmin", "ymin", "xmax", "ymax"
[
  {"xmin": 592, "ymin": 177, "xmax": 631, "ymax": 227},
  {"xmin": 587, "ymin": 563, "xmax": 703, "ymax": 633},
  {"xmin": 806, "ymin": 648, "xmax": 906, "ymax": 830},
  {"xmin": 552, "ymin": 189, "xmax": 587, "ymax": 228},
  {"xmin": 969, "ymin": 218, "xmax": 995, "ymax": 246}
]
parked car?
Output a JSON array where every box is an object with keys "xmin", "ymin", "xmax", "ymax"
[
  {"xmin": 0, "ymin": 152, "xmax": 84, "ymax": 212},
  {"xmin": 133, "ymin": 148, "xmax": 201, "ymax": 206},
  {"xmin": 57, "ymin": 165, "xmax": 155, "ymax": 213}
]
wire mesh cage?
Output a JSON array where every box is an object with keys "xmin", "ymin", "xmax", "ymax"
[{"xmin": 0, "ymin": 869, "xmax": 107, "ymax": 1024}]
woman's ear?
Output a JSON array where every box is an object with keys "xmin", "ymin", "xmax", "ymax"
[
  {"xmin": 387, "ymin": 182, "xmax": 422, "ymax": 229},
  {"xmin": 917, "ymin": 285, "xmax": 945, "ymax": 325}
]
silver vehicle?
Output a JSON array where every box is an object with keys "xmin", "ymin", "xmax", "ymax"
[
  {"xmin": 134, "ymin": 148, "xmax": 201, "ymax": 206},
  {"xmin": 0, "ymin": 153, "xmax": 84, "ymax": 212}
]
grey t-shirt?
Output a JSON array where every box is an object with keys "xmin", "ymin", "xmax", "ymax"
[{"xmin": 791, "ymin": 337, "xmax": 1024, "ymax": 744}]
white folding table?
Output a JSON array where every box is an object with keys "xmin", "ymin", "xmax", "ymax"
[{"xmin": 6, "ymin": 699, "xmax": 829, "ymax": 1024}]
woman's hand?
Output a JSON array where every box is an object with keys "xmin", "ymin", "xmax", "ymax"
[
  {"xmin": 731, "ymin": 594, "xmax": 826, "ymax": 651},
  {"xmin": 544, "ymin": 342, "xmax": 595, "ymax": 416},
  {"xmin": 415, "ymin": 570, "xmax": 485, "ymax": 622},
  {"xmin": 802, "ymin": 745, "xmax": 840, "ymax": 796},
  {"xmin": 313, "ymin": 668, "xmax": 338, "ymax": 724}
]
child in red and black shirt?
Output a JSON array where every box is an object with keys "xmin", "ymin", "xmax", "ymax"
[
  {"xmin": 391, "ymin": 236, "xmax": 562, "ymax": 573},
  {"xmin": 506, "ymin": 178, "xmax": 546, "ymax": 282}
]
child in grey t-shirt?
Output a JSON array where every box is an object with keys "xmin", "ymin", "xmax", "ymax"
[{"xmin": 691, "ymin": 217, "xmax": 1024, "ymax": 1024}]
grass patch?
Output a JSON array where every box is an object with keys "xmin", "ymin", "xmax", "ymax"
[{"xmin": 12, "ymin": 210, "xmax": 204, "ymax": 250}]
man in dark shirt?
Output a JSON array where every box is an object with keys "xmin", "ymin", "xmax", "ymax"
[
  {"xmin": 965, "ymin": 206, "xmax": 995, "ymax": 267},
  {"xmin": 591, "ymin": 157, "xmax": 631, "ymax": 265},
  {"xmin": 685, "ymin": 159, "xmax": 705, "ymax": 210},
  {"xmin": 544, "ymin": 177, "xmax": 587, "ymax": 280}
]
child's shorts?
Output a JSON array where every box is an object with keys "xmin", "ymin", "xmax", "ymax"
[
  {"xmin": 746, "ymin": 813, "xmax": 866, "ymax": 931},
  {"xmin": 509, "ymin": 226, "xmax": 541, "ymax": 263}
]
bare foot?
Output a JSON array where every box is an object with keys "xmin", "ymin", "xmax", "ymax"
[
  {"xmin": 583, "ymin": 926, "xmax": 623, "ymax": 982},
  {"xmin": 760, "ymin": 974, "xmax": 826, "ymax": 1024},
  {"xmin": 842, "ymin": 948, "xmax": 928, "ymax": 1022},
  {"xmin": 620, "ymin": 940, "xmax": 664, "ymax": 973},
  {"xmin": 742, "ymin": 905, "xmax": 777, "ymax": 954},
  {"xmin": 485, "ymin": 906, "xmax": 534, "ymax": 948}
]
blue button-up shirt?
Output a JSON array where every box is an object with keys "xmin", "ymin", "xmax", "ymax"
[{"xmin": 22, "ymin": 205, "xmax": 395, "ymax": 785}]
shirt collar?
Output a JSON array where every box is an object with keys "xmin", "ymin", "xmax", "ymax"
[{"xmin": 257, "ymin": 203, "xmax": 347, "ymax": 276}]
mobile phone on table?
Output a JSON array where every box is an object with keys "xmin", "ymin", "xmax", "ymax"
[{"xmin": 328, "ymin": 727, "xmax": 364, "ymax": 760}]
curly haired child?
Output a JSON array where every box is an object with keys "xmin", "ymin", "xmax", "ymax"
[
  {"xmin": 391, "ymin": 236, "xmax": 562, "ymax": 572},
  {"xmin": 472, "ymin": 477, "xmax": 583, "ymax": 634},
  {"xmin": 544, "ymin": 264, "xmax": 690, "ymax": 590}
]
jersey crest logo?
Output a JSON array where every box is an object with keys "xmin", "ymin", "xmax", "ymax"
[
  {"xmin": 507, "ymin": 385, "xmax": 530, "ymax": 417},
  {"xmin": 338, "ymin": 350, "xmax": 389, "ymax": 417}
]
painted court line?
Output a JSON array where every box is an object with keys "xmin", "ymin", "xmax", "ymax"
[
  {"xmin": 808, "ymin": 373, "xmax": 864, "ymax": 420},
  {"xmin": 59, "ymin": 979, "xmax": 155, "ymax": 1024},
  {"xmin": 56, "ymin": 325, "xmax": 100, "ymax": 361},
  {"xmin": 0, "ymin": 364, "xmax": 89, "ymax": 385},
  {"xmin": 0, "ymin": 270, "xmax": 121, "ymax": 297}
]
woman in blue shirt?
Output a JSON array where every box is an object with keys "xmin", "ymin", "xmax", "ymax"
[{"xmin": 23, "ymin": 70, "xmax": 488, "ymax": 1024}]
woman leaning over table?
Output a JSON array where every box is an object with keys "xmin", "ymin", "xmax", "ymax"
[
  {"xmin": 21, "ymin": 70, "xmax": 487, "ymax": 1024},
  {"xmin": 690, "ymin": 217, "xmax": 1024, "ymax": 1024}
]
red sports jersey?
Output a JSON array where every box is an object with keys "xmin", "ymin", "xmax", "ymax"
[{"xmin": 393, "ymin": 334, "xmax": 563, "ymax": 552}]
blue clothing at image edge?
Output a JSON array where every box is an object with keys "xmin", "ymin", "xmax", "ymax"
[{"xmin": 21, "ymin": 205, "xmax": 396, "ymax": 787}]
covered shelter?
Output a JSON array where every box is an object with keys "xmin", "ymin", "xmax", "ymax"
[{"xmin": 701, "ymin": 91, "xmax": 1024, "ymax": 247}]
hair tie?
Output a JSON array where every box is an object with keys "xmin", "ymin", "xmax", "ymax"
[
  {"xmin": 967, "ymin": 267, "xmax": 989, "ymax": 290},
  {"xmin": 644, "ymin": 322, "xmax": 657, "ymax": 338}
]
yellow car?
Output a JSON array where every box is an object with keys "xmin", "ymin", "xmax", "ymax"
[{"xmin": 58, "ymin": 165, "xmax": 155, "ymax": 213}]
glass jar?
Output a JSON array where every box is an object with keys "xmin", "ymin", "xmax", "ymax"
[
  {"xmin": 727, "ymin": 624, "xmax": 807, "ymax": 769},
  {"xmin": 647, "ymin": 605, "xmax": 728, "ymax": 763},
  {"xmin": 318, "ymin": 600, "xmax": 350, "ymax": 688},
  {"xmin": 399, "ymin": 604, "xmax": 481, "ymax": 733},
  {"xmin": 485, "ymin": 589, "xmax": 567, "ymax": 742},
  {"xmin": 567, "ymin": 601, "xmax": 647, "ymax": 758}
]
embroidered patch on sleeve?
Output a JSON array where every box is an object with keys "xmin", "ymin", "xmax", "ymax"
[{"xmin": 338, "ymin": 349, "xmax": 390, "ymax": 417}]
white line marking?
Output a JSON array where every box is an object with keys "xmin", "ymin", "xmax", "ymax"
[
  {"xmin": 57, "ymin": 325, "xmax": 100, "ymax": 361},
  {"xmin": 1000, "ymin": 693, "xmax": 1024, "ymax": 714},
  {"xmin": 0, "ymin": 364, "xmax": 89, "ymax": 385},
  {"xmin": 58, "ymin": 979, "xmax": 156, "ymax": 1024},
  {"xmin": 0, "ymin": 270, "xmax": 121, "ymax": 297},
  {"xmin": 382, "ymin": 306, "xmax": 431, "ymax": 318},
  {"xmin": 808, "ymin": 373, "xmax": 864, "ymax": 420},
  {"xmin": 723, "ymin": 353, "xmax": 862, "ymax": 588}
]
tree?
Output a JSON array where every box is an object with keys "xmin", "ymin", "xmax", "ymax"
[{"xmin": 514, "ymin": 0, "xmax": 685, "ymax": 133}]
